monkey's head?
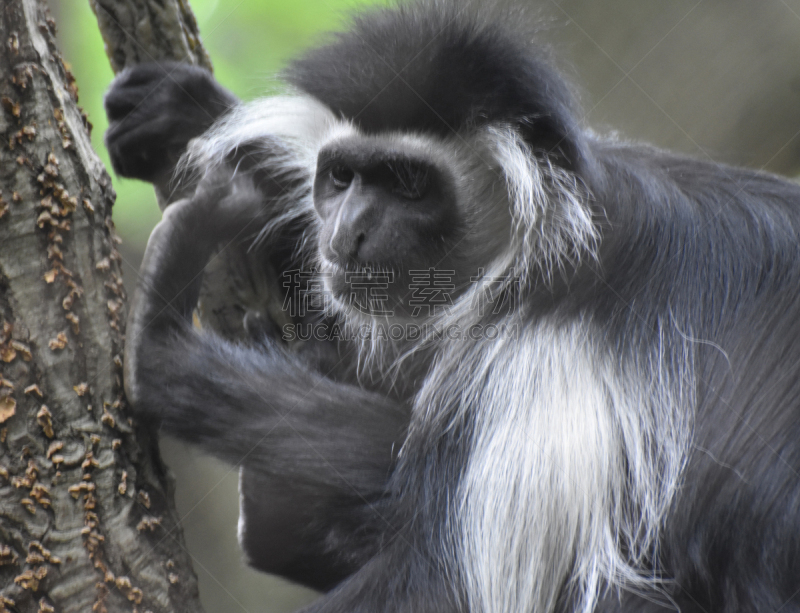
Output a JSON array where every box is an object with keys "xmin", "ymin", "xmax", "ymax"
[{"xmin": 290, "ymin": 2, "xmax": 598, "ymax": 320}]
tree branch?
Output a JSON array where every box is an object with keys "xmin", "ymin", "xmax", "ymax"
[{"xmin": 88, "ymin": 0, "xmax": 212, "ymax": 73}]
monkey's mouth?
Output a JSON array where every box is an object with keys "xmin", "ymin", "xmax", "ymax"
[{"xmin": 319, "ymin": 257, "xmax": 403, "ymax": 316}]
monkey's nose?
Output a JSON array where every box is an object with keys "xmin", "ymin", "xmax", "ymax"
[{"xmin": 329, "ymin": 229, "xmax": 366, "ymax": 261}]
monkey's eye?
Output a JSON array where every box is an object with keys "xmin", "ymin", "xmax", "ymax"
[{"xmin": 330, "ymin": 164, "xmax": 355, "ymax": 189}]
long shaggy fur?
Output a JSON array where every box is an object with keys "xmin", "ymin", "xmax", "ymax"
[{"xmin": 185, "ymin": 87, "xmax": 685, "ymax": 613}]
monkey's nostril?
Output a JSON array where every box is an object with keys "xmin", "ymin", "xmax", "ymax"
[
  {"xmin": 344, "ymin": 232, "xmax": 366, "ymax": 260},
  {"xmin": 350, "ymin": 232, "xmax": 367, "ymax": 260},
  {"xmin": 330, "ymin": 230, "xmax": 367, "ymax": 262}
]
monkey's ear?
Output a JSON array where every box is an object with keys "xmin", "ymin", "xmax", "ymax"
[
  {"xmin": 509, "ymin": 58, "xmax": 591, "ymax": 175},
  {"xmin": 516, "ymin": 115, "xmax": 584, "ymax": 172}
]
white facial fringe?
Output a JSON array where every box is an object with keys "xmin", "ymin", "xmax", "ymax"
[{"xmin": 485, "ymin": 124, "xmax": 600, "ymax": 290}]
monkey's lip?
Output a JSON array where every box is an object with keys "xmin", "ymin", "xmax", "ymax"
[{"xmin": 319, "ymin": 256, "xmax": 390, "ymax": 279}]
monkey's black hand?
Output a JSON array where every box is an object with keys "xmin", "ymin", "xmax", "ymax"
[{"xmin": 104, "ymin": 62, "xmax": 238, "ymax": 185}]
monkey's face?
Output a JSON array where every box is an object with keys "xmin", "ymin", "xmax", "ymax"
[{"xmin": 313, "ymin": 132, "xmax": 505, "ymax": 319}]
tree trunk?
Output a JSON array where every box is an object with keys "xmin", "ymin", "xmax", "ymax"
[
  {"xmin": 0, "ymin": 1, "xmax": 203, "ymax": 612},
  {"xmin": 88, "ymin": 0, "xmax": 211, "ymax": 74}
]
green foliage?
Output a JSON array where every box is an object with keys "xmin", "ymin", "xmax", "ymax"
[{"xmin": 57, "ymin": 0, "xmax": 385, "ymax": 250}]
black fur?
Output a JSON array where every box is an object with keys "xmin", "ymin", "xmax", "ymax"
[
  {"xmin": 107, "ymin": 2, "xmax": 800, "ymax": 611},
  {"xmin": 590, "ymin": 149, "xmax": 800, "ymax": 611},
  {"xmin": 287, "ymin": 4, "xmax": 586, "ymax": 169}
]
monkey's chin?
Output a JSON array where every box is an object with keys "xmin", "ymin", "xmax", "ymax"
[
  {"xmin": 323, "ymin": 275, "xmax": 391, "ymax": 319},
  {"xmin": 320, "ymin": 259, "xmax": 407, "ymax": 321},
  {"xmin": 324, "ymin": 273, "xmax": 354, "ymax": 304}
]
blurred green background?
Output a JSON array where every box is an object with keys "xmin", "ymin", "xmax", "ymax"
[{"xmin": 47, "ymin": 1, "xmax": 800, "ymax": 612}]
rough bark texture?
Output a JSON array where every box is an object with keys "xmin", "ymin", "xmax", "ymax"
[
  {"xmin": 0, "ymin": 1, "xmax": 203, "ymax": 612},
  {"xmin": 88, "ymin": 0, "xmax": 211, "ymax": 73}
]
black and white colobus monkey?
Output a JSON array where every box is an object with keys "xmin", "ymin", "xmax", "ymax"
[{"xmin": 105, "ymin": 1, "xmax": 800, "ymax": 611}]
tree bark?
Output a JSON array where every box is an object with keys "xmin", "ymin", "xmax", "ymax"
[{"xmin": 0, "ymin": 1, "xmax": 203, "ymax": 612}]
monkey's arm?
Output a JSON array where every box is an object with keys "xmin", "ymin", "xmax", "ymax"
[
  {"xmin": 105, "ymin": 62, "xmax": 238, "ymax": 204},
  {"xmin": 125, "ymin": 174, "xmax": 408, "ymax": 589}
]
